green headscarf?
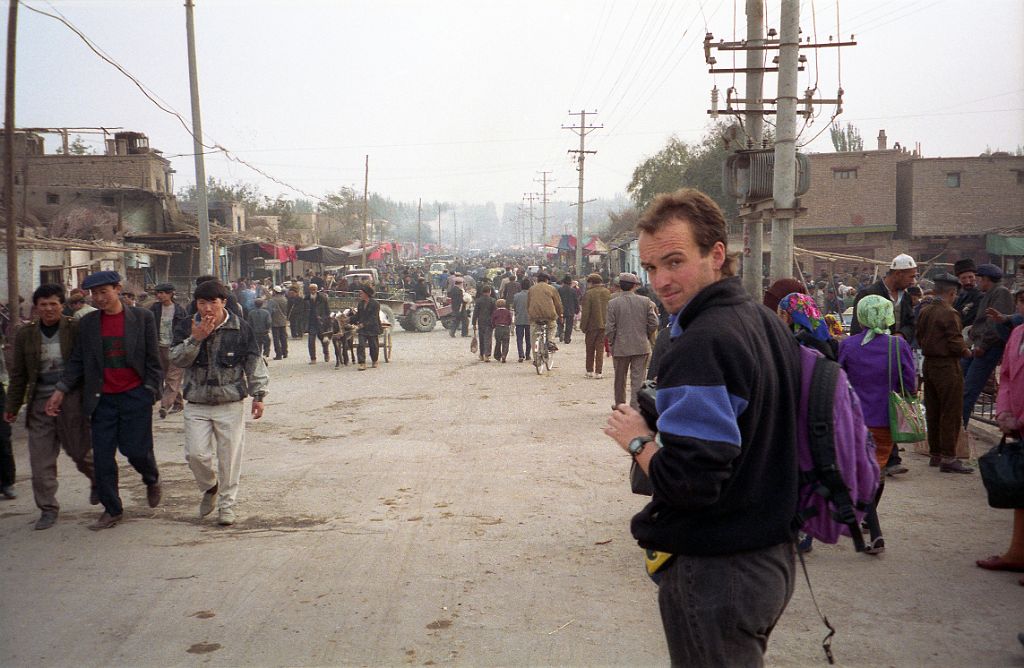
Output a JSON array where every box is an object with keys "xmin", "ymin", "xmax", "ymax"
[{"xmin": 856, "ymin": 294, "xmax": 894, "ymax": 346}]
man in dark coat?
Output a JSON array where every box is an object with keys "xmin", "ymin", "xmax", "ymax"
[
  {"xmin": 448, "ymin": 277, "xmax": 469, "ymax": 337},
  {"xmin": 305, "ymin": 283, "xmax": 331, "ymax": 364},
  {"xmin": 556, "ymin": 275, "xmax": 580, "ymax": 343},
  {"xmin": 952, "ymin": 258, "xmax": 984, "ymax": 327},
  {"xmin": 46, "ymin": 271, "xmax": 162, "ymax": 530},
  {"xmin": 472, "ymin": 286, "xmax": 497, "ymax": 361},
  {"xmin": 354, "ymin": 285, "xmax": 381, "ymax": 370},
  {"xmin": 850, "ymin": 254, "xmax": 918, "ymax": 341}
]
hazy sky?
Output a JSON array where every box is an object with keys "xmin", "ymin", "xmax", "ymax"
[{"xmin": 8, "ymin": 0, "xmax": 1024, "ymax": 209}]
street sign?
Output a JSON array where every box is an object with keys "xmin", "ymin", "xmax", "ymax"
[{"xmin": 265, "ymin": 259, "xmax": 282, "ymax": 269}]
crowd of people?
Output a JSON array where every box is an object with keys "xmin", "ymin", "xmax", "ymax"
[{"xmin": 1, "ymin": 187, "xmax": 1023, "ymax": 661}]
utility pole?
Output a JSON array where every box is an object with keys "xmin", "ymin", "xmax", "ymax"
[
  {"xmin": 742, "ymin": 0, "xmax": 765, "ymax": 298},
  {"xmin": 4, "ymin": 0, "xmax": 18, "ymax": 315},
  {"xmin": 361, "ymin": 154, "xmax": 369, "ymax": 267},
  {"xmin": 437, "ymin": 205, "xmax": 442, "ymax": 253},
  {"xmin": 523, "ymin": 193, "xmax": 538, "ymax": 249},
  {"xmin": 770, "ymin": 0, "xmax": 799, "ymax": 282},
  {"xmin": 184, "ymin": 0, "xmax": 211, "ymax": 275},
  {"xmin": 563, "ymin": 110, "xmax": 601, "ymax": 278},
  {"xmin": 536, "ymin": 171, "xmax": 553, "ymax": 246},
  {"xmin": 416, "ymin": 198, "xmax": 422, "ymax": 259},
  {"xmin": 453, "ymin": 208, "xmax": 458, "ymax": 253}
]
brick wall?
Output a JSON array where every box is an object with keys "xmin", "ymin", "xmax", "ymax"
[
  {"xmin": 6, "ymin": 154, "xmax": 172, "ymax": 194},
  {"xmin": 797, "ymin": 149, "xmax": 911, "ymax": 231},
  {"xmin": 897, "ymin": 156, "xmax": 1024, "ymax": 237}
]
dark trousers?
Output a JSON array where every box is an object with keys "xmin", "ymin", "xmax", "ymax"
[
  {"xmin": 584, "ymin": 328, "xmax": 605, "ymax": 374},
  {"xmin": 962, "ymin": 345, "xmax": 1003, "ymax": 426},
  {"xmin": 91, "ymin": 386, "xmax": 160, "ymax": 516},
  {"xmin": 289, "ymin": 317, "xmax": 304, "ymax": 338},
  {"xmin": 357, "ymin": 333, "xmax": 379, "ymax": 364},
  {"xmin": 308, "ymin": 324, "xmax": 329, "ymax": 361},
  {"xmin": 0, "ymin": 383, "xmax": 15, "ymax": 488},
  {"xmin": 494, "ymin": 326, "xmax": 510, "ymax": 361},
  {"xmin": 557, "ymin": 316, "xmax": 573, "ymax": 343},
  {"xmin": 272, "ymin": 326, "xmax": 288, "ymax": 358},
  {"xmin": 449, "ymin": 311, "xmax": 469, "ymax": 337},
  {"xmin": 925, "ymin": 357, "xmax": 964, "ymax": 458},
  {"xmin": 658, "ymin": 542, "xmax": 795, "ymax": 667},
  {"xmin": 515, "ymin": 324, "xmax": 530, "ymax": 360},
  {"xmin": 255, "ymin": 331, "xmax": 271, "ymax": 357},
  {"xmin": 477, "ymin": 324, "xmax": 494, "ymax": 357}
]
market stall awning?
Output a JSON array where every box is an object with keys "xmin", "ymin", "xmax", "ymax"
[
  {"xmin": 987, "ymin": 234, "xmax": 1024, "ymax": 256},
  {"xmin": 584, "ymin": 235, "xmax": 608, "ymax": 254},
  {"xmin": 296, "ymin": 244, "xmax": 356, "ymax": 264}
]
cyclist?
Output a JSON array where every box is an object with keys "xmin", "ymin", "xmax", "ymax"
[{"xmin": 526, "ymin": 272, "xmax": 563, "ymax": 362}]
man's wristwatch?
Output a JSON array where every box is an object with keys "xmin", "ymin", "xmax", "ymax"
[{"xmin": 628, "ymin": 435, "xmax": 654, "ymax": 457}]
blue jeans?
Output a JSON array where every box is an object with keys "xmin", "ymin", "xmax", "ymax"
[
  {"xmin": 962, "ymin": 344, "xmax": 1004, "ymax": 427},
  {"xmin": 515, "ymin": 324, "xmax": 530, "ymax": 360},
  {"xmin": 91, "ymin": 386, "xmax": 160, "ymax": 516}
]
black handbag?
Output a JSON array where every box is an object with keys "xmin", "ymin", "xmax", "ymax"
[
  {"xmin": 630, "ymin": 460, "xmax": 653, "ymax": 496},
  {"xmin": 629, "ymin": 382, "xmax": 659, "ymax": 496},
  {"xmin": 979, "ymin": 436, "xmax": 1024, "ymax": 509}
]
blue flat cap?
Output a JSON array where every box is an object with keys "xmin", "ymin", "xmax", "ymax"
[
  {"xmin": 81, "ymin": 270, "xmax": 122, "ymax": 290},
  {"xmin": 975, "ymin": 263, "xmax": 1003, "ymax": 281}
]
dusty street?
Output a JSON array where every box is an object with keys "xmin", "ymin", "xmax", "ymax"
[{"xmin": 1, "ymin": 324, "xmax": 1022, "ymax": 667}]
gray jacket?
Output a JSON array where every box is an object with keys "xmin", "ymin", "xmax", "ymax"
[
  {"xmin": 247, "ymin": 307, "xmax": 272, "ymax": 335},
  {"xmin": 512, "ymin": 290, "xmax": 530, "ymax": 326},
  {"xmin": 606, "ymin": 290, "xmax": 658, "ymax": 357},
  {"xmin": 969, "ymin": 284, "xmax": 1014, "ymax": 351},
  {"xmin": 169, "ymin": 311, "xmax": 269, "ymax": 405},
  {"xmin": 269, "ymin": 294, "xmax": 288, "ymax": 327},
  {"xmin": 56, "ymin": 306, "xmax": 162, "ymax": 415}
]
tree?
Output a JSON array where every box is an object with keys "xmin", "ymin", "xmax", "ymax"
[
  {"xmin": 316, "ymin": 187, "xmax": 364, "ymax": 247},
  {"xmin": 55, "ymin": 135, "xmax": 93, "ymax": 155},
  {"xmin": 829, "ymin": 122, "xmax": 863, "ymax": 152},
  {"xmin": 177, "ymin": 177, "xmax": 263, "ymax": 214},
  {"xmin": 626, "ymin": 123, "xmax": 737, "ymax": 219}
]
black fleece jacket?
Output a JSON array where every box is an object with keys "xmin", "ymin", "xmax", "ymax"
[{"xmin": 631, "ymin": 277, "xmax": 801, "ymax": 556}]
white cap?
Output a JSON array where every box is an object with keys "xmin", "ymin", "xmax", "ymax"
[{"xmin": 890, "ymin": 253, "xmax": 917, "ymax": 270}]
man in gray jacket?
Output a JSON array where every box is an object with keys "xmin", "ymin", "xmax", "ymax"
[
  {"xmin": 269, "ymin": 286, "xmax": 289, "ymax": 359},
  {"xmin": 171, "ymin": 280, "xmax": 269, "ymax": 526},
  {"xmin": 606, "ymin": 272, "xmax": 659, "ymax": 409}
]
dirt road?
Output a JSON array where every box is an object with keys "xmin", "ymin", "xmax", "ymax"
[{"xmin": 1, "ymin": 325, "xmax": 1021, "ymax": 666}]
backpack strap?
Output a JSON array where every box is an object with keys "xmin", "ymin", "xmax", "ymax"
[{"xmin": 808, "ymin": 357, "xmax": 867, "ymax": 553}]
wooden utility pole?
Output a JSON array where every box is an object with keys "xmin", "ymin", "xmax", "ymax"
[
  {"xmin": 453, "ymin": 208, "xmax": 458, "ymax": 253},
  {"xmin": 416, "ymin": 198, "xmax": 422, "ymax": 259},
  {"xmin": 184, "ymin": 0, "xmax": 211, "ymax": 275},
  {"xmin": 522, "ymin": 193, "xmax": 538, "ymax": 249},
  {"xmin": 437, "ymin": 205, "xmax": 442, "ymax": 252},
  {"xmin": 564, "ymin": 110, "xmax": 601, "ymax": 278},
  {"xmin": 770, "ymin": 0, "xmax": 799, "ymax": 282},
  {"xmin": 361, "ymin": 154, "xmax": 369, "ymax": 267},
  {"xmin": 4, "ymin": 0, "xmax": 17, "ymax": 320}
]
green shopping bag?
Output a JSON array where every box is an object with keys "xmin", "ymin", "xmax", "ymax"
[{"xmin": 888, "ymin": 336, "xmax": 926, "ymax": 443}]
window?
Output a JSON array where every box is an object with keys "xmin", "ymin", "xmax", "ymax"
[
  {"xmin": 946, "ymin": 172, "xmax": 961, "ymax": 188},
  {"xmin": 833, "ymin": 169, "xmax": 857, "ymax": 180},
  {"xmin": 1015, "ymin": 170, "xmax": 1024, "ymax": 185},
  {"xmin": 101, "ymin": 195, "xmax": 116, "ymax": 207},
  {"xmin": 46, "ymin": 193, "xmax": 59, "ymax": 205}
]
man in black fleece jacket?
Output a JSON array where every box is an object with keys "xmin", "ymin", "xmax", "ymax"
[{"xmin": 605, "ymin": 189, "xmax": 800, "ymax": 666}]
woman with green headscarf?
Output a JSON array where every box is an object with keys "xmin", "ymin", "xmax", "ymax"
[{"xmin": 838, "ymin": 294, "xmax": 917, "ymax": 555}]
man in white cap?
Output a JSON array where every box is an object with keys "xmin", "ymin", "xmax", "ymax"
[{"xmin": 850, "ymin": 253, "xmax": 918, "ymax": 341}]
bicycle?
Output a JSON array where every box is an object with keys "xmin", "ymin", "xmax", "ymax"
[{"xmin": 531, "ymin": 319, "xmax": 557, "ymax": 374}]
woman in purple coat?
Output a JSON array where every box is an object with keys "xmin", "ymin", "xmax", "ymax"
[{"xmin": 839, "ymin": 295, "xmax": 917, "ymax": 555}]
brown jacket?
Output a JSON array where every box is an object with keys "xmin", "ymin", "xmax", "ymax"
[
  {"xmin": 6, "ymin": 317, "xmax": 79, "ymax": 418},
  {"xmin": 916, "ymin": 300, "xmax": 969, "ymax": 359},
  {"xmin": 526, "ymin": 282, "xmax": 563, "ymax": 322},
  {"xmin": 580, "ymin": 285, "xmax": 611, "ymax": 332}
]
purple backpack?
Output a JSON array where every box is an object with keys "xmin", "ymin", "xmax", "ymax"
[{"xmin": 796, "ymin": 345, "xmax": 880, "ymax": 552}]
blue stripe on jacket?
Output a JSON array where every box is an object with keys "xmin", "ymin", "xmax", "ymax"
[{"xmin": 655, "ymin": 384, "xmax": 748, "ymax": 447}]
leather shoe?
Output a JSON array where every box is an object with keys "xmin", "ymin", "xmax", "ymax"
[
  {"xmin": 89, "ymin": 512, "xmax": 122, "ymax": 530},
  {"xmin": 940, "ymin": 458, "xmax": 974, "ymax": 474},
  {"xmin": 200, "ymin": 483, "xmax": 218, "ymax": 518},
  {"xmin": 218, "ymin": 508, "xmax": 236, "ymax": 526},
  {"xmin": 34, "ymin": 511, "xmax": 57, "ymax": 530},
  {"xmin": 89, "ymin": 487, "xmax": 100, "ymax": 505},
  {"xmin": 146, "ymin": 482, "xmax": 162, "ymax": 508}
]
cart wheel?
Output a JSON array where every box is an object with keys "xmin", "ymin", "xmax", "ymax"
[{"xmin": 383, "ymin": 330, "xmax": 392, "ymax": 362}]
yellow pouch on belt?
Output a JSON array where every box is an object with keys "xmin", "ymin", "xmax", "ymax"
[{"xmin": 644, "ymin": 549, "xmax": 675, "ymax": 583}]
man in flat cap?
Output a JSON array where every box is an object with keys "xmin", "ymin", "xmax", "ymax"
[
  {"xmin": 46, "ymin": 270, "xmax": 162, "ymax": 530},
  {"xmin": 916, "ymin": 273, "xmax": 974, "ymax": 473},
  {"xmin": 963, "ymin": 263, "xmax": 1014, "ymax": 427},
  {"xmin": 952, "ymin": 258, "xmax": 983, "ymax": 327},
  {"xmin": 150, "ymin": 283, "xmax": 187, "ymax": 418},
  {"xmin": 580, "ymin": 273, "xmax": 611, "ymax": 379},
  {"xmin": 605, "ymin": 272, "xmax": 658, "ymax": 409}
]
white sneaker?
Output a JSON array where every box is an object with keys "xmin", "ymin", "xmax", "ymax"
[
  {"xmin": 594, "ymin": 373, "xmax": 603, "ymax": 379},
  {"xmin": 217, "ymin": 508, "xmax": 236, "ymax": 526},
  {"xmin": 585, "ymin": 372, "xmax": 593, "ymax": 378}
]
